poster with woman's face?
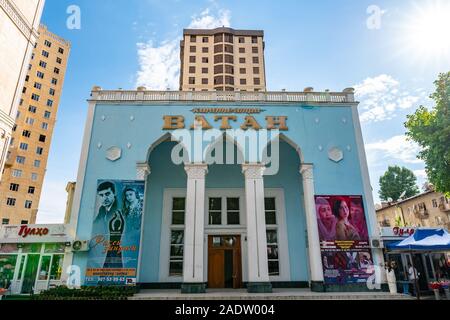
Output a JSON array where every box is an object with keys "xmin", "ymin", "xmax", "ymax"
[
  {"xmin": 315, "ymin": 195, "xmax": 373, "ymax": 285},
  {"xmin": 85, "ymin": 180, "xmax": 145, "ymax": 286}
]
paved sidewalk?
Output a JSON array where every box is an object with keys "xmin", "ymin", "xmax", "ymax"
[{"xmin": 130, "ymin": 288, "xmax": 414, "ymax": 300}]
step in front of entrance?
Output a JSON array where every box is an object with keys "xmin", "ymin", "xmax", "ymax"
[{"xmin": 130, "ymin": 289, "xmax": 414, "ymax": 300}]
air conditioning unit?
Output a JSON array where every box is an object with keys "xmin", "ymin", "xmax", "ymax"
[
  {"xmin": 71, "ymin": 240, "xmax": 90, "ymax": 252},
  {"xmin": 370, "ymin": 238, "xmax": 384, "ymax": 249}
]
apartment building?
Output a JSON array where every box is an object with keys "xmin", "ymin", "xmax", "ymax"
[
  {"xmin": 0, "ymin": 25, "xmax": 70, "ymax": 225},
  {"xmin": 180, "ymin": 27, "xmax": 266, "ymax": 92}
]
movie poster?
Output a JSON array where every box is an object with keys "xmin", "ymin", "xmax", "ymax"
[
  {"xmin": 85, "ymin": 180, "xmax": 144, "ymax": 286},
  {"xmin": 315, "ymin": 195, "xmax": 374, "ymax": 285}
]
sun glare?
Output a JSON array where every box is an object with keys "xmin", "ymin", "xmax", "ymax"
[{"xmin": 401, "ymin": 1, "xmax": 450, "ymax": 64}]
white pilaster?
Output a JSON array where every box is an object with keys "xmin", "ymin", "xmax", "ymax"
[
  {"xmin": 242, "ymin": 163, "xmax": 270, "ymax": 284},
  {"xmin": 183, "ymin": 163, "xmax": 208, "ymax": 284},
  {"xmin": 136, "ymin": 162, "xmax": 151, "ymax": 282},
  {"xmin": 300, "ymin": 164, "xmax": 325, "ymax": 285}
]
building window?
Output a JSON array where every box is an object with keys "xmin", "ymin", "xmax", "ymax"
[
  {"xmin": 19, "ymin": 99, "xmax": 23, "ymax": 106},
  {"xmin": 34, "ymin": 160, "xmax": 41, "ymax": 168},
  {"xmin": 25, "ymin": 117, "xmax": 35, "ymax": 125},
  {"xmin": 214, "ymin": 44, "xmax": 223, "ymax": 53},
  {"xmin": 49, "ymin": 89, "xmax": 55, "ymax": 96},
  {"xmin": 240, "ymin": 79, "xmax": 247, "ymax": 85},
  {"xmin": 12, "ymin": 124, "xmax": 17, "ymax": 132},
  {"xmin": 224, "ymin": 55, "xmax": 234, "ymax": 64},
  {"xmin": 214, "ymin": 76, "xmax": 224, "ymax": 85},
  {"xmin": 214, "ymin": 34, "xmax": 223, "ymax": 43},
  {"xmin": 12, "ymin": 170, "xmax": 22, "ymax": 178},
  {"xmin": 224, "ymin": 44, "xmax": 233, "ymax": 53},
  {"xmin": 22, "ymin": 87, "xmax": 27, "ymax": 94},
  {"xmin": 44, "ymin": 111, "xmax": 51, "ymax": 119},
  {"xmin": 31, "ymin": 53, "xmax": 34, "ymax": 60},
  {"xmin": 226, "ymin": 198, "xmax": 240, "ymax": 225},
  {"xmin": 208, "ymin": 198, "xmax": 222, "ymax": 225},
  {"xmin": 201, "ymin": 78, "xmax": 208, "ymax": 85},
  {"xmin": 202, "ymin": 57, "xmax": 209, "ymax": 63},
  {"xmin": 9, "ymin": 183, "xmax": 19, "ymax": 192},
  {"xmin": 190, "ymin": 35, "xmax": 196, "ymax": 42},
  {"xmin": 251, "ymin": 36, "xmax": 257, "ymax": 44},
  {"xmin": 254, "ymin": 78, "xmax": 261, "ymax": 85},
  {"xmin": 202, "ymin": 47, "xmax": 208, "ymax": 53},
  {"xmin": 51, "ymin": 78, "xmax": 58, "ymax": 85},
  {"xmin": 16, "ymin": 156, "xmax": 25, "ymax": 164},
  {"xmin": 253, "ymin": 67, "xmax": 260, "ymax": 74},
  {"xmin": 253, "ymin": 57, "xmax": 259, "ymax": 64},
  {"xmin": 58, "ymin": 47, "xmax": 64, "ymax": 54},
  {"xmin": 31, "ymin": 173, "xmax": 38, "ymax": 181},
  {"xmin": 31, "ymin": 94, "xmax": 40, "ymax": 101},
  {"xmin": 25, "ymin": 200, "xmax": 33, "ymax": 209},
  {"xmin": 21, "ymin": 220, "xmax": 28, "ymax": 225},
  {"xmin": 34, "ymin": 82, "xmax": 41, "ymax": 89},
  {"xmin": 214, "ymin": 65, "xmax": 224, "ymax": 74},
  {"xmin": 42, "ymin": 50, "xmax": 49, "ymax": 57},
  {"xmin": 28, "ymin": 64, "xmax": 32, "ymax": 70},
  {"xmin": 54, "ymin": 67, "xmax": 60, "ymax": 74},
  {"xmin": 44, "ymin": 40, "xmax": 52, "ymax": 47},
  {"xmin": 37, "ymin": 71, "xmax": 44, "ymax": 79},
  {"xmin": 56, "ymin": 57, "xmax": 62, "ymax": 64},
  {"xmin": 202, "ymin": 68, "xmax": 208, "ymax": 74},
  {"xmin": 2, "ymin": 219, "xmax": 9, "ymax": 225},
  {"xmin": 239, "ymin": 47, "xmax": 245, "ymax": 53},
  {"xmin": 42, "ymin": 122, "xmax": 49, "ymax": 130},
  {"xmin": 252, "ymin": 47, "xmax": 258, "ymax": 54},
  {"xmin": 225, "ymin": 65, "xmax": 234, "ymax": 74},
  {"xmin": 265, "ymin": 198, "xmax": 279, "ymax": 276},
  {"xmin": 188, "ymin": 77, "xmax": 195, "ymax": 85},
  {"xmin": 6, "ymin": 198, "xmax": 16, "ymax": 206},
  {"xmin": 47, "ymin": 99, "xmax": 54, "ymax": 107},
  {"xmin": 39, "ymin": 135, "xmax": 46, "ymax": 143},
  {"xmin": 20, "ymin": 143, "xmax": 28, "ymax": 151},
  {"xmin": 225, "ymin": 76, "xmax": 234, "ymax": 85},
  {"xmin": 36, "ymin": 147, "xmax": 44, "ymax": 155},
  {"xmin": 22, "ymin": 130, "xmax": 31, "ymax": 138},
  {"xmin": 39, "ymin": 61, "xmax": 47, "ymax": 68},
  {"xmin": 238, "ymin": 37, "xmax": 245, "ymax": 43},
  {"xmin": 189, "ymin": 56, "xmax": 196, "ymax": 63},
  {"xmin": 190, "ymin": 46, "xmax": 196, "ymax": 53},
  {"xmin": 240, "ymin": 68, "xmax": 246, "ymax": 74},
  {"xmin": 189, "ymin": 66, "xmax": 195, "ymax": 73},
  {"xmin": 432, "ymin": 199, "xmax": 438, "ymax": 208},
  {"xmin": 202, "ymin": 37, "xmax": 209, "ymax": 43},
  {"xmin": 25, "ymin": 75, "xmax": 29, "ymax": 81},
  {"xmin": 169, "ymin": 197, "xmax": 185, "ymax": 276},
  {"xmin": 28, "ymin": 186, "xmax": 36, "ymax": 194}
]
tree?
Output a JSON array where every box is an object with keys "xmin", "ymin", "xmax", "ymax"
[
  {"xmin": 379, "ymin": 166, "xmax": 420, "ymax": 202},
  {"xmin": 405, "ymin": 72, "xmax": 450, "ymax": 197}
]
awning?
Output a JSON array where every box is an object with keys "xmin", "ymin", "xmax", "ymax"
[{"xmin": 386, "ymin": 228, "xmax": 450, "ymax": 251}]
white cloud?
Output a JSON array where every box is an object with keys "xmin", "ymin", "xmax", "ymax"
[
  {"xmin": 413, "ymin": 169, "xmax": 427, "ymax": 179},
  {"xmin": 366, "ymin": 135, "xmax": 423, "ymax": 165},
  {"xmin": 188, "ymin": 9, "xmax": 231, "ymax": 29},
  {"xmin": 354, "ymin": 74, "xmax": 425, "ymax": 123},
  {"xmin": 136, "ymin": 8, "xmax": 231, "ymax": 90}
]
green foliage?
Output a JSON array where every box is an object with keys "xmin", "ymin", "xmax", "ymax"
[
  {"xmin": 405, "ymin": 72, "xmax": 450, "ymax": 197},
  {"xmin": 32, "ymin": 285, "xmax": 138, "ymax": 300},
  {"xmin": 379, "ymin": 166, "xmax": 420, "ymax": 201}
]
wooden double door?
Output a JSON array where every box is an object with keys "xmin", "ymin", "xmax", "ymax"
[{"xmin": 208, "ymin": 235, "xmax": 242, "ymax": 289}]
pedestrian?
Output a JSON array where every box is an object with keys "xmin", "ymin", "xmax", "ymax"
[{"xmin": 386, "ymin": 261, "xmax": 397, "ymax": 294}]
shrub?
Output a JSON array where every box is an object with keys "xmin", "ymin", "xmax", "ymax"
[{"xmin": 33, "ymin": 285, "xmax": 138, "ymax": 300}]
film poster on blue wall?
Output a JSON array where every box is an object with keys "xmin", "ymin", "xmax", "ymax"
[
  {"xmin": 315, "ymin": 195, "xmax": 374, "ymax": 285},
  {"xmin": 85, "ymin": 180, "xmax": 144, "ymax": 286}
]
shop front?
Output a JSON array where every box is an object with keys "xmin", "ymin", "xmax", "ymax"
[
  {"xmin": 0, "ymin": 224, "xmax": 72, "ymax": 294},
  {"xmin": 381, "ymin": 227, "xmax": 450, "ymax": 293}
]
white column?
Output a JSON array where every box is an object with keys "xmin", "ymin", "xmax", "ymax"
[
  {"xmin": 182, "ymin": 163, "xmax": 208, "ymax": 292},
  {"xmin": 136, "ymin": 162, "xmax": 151, "ymax": 282},
  {"xmin": 242, "ymin": 164, "xmax": 272, "ymax": 292},
  {"xmin": 300, "ymin": 164, "xmax": 325, "ymax": 290}
]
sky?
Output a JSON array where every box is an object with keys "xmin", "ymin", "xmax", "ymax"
[{"xmin": 36, "ymin": 0, "xmax": 450, "ymax": 223}]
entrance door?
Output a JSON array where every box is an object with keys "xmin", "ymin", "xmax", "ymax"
[
  {"xmin": 208, "ymin": 235, "xmax": 242, "ymax": 289},
  {"xmin": 21, "ymin": 254, "xmax": 40, "ymax": 294}
]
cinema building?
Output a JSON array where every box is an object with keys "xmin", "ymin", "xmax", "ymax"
[{"xmin": 64, "ymin": 87, "xmax": 385, "ymax": 293}]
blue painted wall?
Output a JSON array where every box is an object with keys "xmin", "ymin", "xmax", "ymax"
[{"xmin": 73, "ymin": 102, "xmax": 369, "ymax": 284}]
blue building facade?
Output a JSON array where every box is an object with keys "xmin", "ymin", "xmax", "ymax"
[{"xmin": 67, "ymin": 89, "xmax": 383, "ymax": 293}]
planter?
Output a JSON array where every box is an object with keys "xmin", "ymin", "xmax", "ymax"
[{"xmin": 433, "ymin": 289, "xmax": 441, "ymax": 300}]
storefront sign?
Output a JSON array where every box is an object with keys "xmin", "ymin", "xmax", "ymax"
[
  {"xmin": 0, "ymin": 224, "xmax": 69, "ymax": 244},
  {"xmin": 85, "ymin": 180, "xmax": 144, "ymax": 286},
  {"xmin": 18, "ymin": 225, "xmax": 49, "ymax": 238},
  {"xmin": 380, "ymin": 227, "xmax": 417, "ymax": 238},
  {"xmin": 162, "ymin": 115, "xmax": 288, "ymax": 131},
  {"xmin": 315, "ymin": 195, "xmax": 373, "ymax": 285}
]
